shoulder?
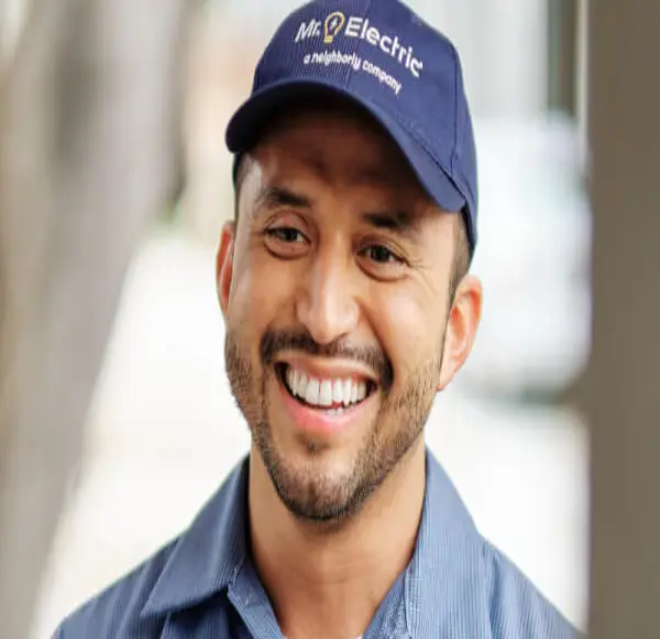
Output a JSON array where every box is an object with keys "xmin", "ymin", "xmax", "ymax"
[
  {"xmin": 53, "ymin": 457, "xmax": 249, "ymax": 639},
  {"xmin": 423, "ymin": 451, "xmax": 580, "ymax": 638},
  {"xmin": 53, "ymin": 539, "xmax": 178, "ymax": 639},
  {"xmin": 481, "ymin": 540, "xmax": 581, "ymax": 639}
]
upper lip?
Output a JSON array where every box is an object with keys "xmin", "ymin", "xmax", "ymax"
[{"xmin": 275, "ymin": 355, "xmax": 379, "ymax": 385}]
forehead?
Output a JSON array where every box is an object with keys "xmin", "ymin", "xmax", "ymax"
[{"xmin": 248, "ymin": 101, "xmax": 428, "ymax": 198}]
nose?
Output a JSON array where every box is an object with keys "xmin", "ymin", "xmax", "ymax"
[{"xmin": 295, "ymin": 245, "xmax": 360, "ymax": 346}]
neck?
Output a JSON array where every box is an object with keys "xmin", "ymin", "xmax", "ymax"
[{"xmin": 248, "ymin": 439, "xmax": 426, "ymax": 639}]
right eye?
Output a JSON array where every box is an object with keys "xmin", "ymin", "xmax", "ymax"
[
  {"xmin": 265, "ymin": 227, "xmax": 307, "ymax": 244},
  {"xmin": 264, "ymin": 226, "xmax": 310, "ymax": 259}
]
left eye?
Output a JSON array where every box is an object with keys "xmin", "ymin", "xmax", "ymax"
[{"xmin": 361, "ymin": 245, "xmax": 402, "ymax": 264}]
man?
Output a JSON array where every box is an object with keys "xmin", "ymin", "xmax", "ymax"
[{"xmin": 55, "ymin": 1, "xmax": 578, "ymax": 637}]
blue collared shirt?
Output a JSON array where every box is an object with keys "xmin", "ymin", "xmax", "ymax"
[{"xmin": 55, "ymin": 450, "xmax": 578, "ymax": 638}]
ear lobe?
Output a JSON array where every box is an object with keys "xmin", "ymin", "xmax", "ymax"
[
  {"xmin": 216, "ymin": 221, "xmax": 236, "ymax": 318},
  {"xmin": 437, "ymin": 275, "xmax": 483, "ymax": 391}
]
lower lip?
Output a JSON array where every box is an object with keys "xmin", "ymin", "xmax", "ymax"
[{"xmin": 276, "ymin": 373, "xmax": 375, "ymax": 435}]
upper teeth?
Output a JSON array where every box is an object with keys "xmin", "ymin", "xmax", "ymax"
[{"xmin": 285, "ymin": 367, "xmax": 369, "ymax": 407}]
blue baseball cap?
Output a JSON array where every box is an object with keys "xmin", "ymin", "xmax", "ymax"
[{"xmin": 226, "ymin": 0, "xmax": 479, "ymax": 253}]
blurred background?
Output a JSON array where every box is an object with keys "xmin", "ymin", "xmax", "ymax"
[{"xmin": 0, "ymin": 0, "xmax": 599, "ymax": 636}]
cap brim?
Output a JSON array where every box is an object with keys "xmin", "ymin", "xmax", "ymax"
[{"xmin": 225, "ymin": 79, "xmax": 466, "ymax": 216}]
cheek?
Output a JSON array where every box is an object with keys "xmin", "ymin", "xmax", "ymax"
[
  {"xmin": 227, "ymin": 248, "xmax": 298, "ymax": 340},
  {"xmin": 368, "ymin": 286, "xmax": 445, "ymax": 378}
]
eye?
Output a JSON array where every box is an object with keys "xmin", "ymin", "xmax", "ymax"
[
  {"xmin": 265, "ymin": 227, "xmax": 307, "ymax": 244},
  {"xmin": 357, "ymin": 241, "xmax": 408, "ymax": 281},
  {"xmin": 361, "ymin": 244, "xmax": 404, "ymax": 265},
  {"xmin": 263, "ymin": 225, "xmax": 310, "ymax": 259}
]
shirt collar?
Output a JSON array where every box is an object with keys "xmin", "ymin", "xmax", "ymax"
[
  {"xmin": 142, "ymin": 449, "xmax": 487, "ymax": 635},
  {"xmin": 141, "ymin": 457, "xmax": 250, "ymax": 618}
]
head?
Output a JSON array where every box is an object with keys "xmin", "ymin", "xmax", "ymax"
[{"xmin": 217, "ymin": 97, "xmax": 482, "ymax": 523}]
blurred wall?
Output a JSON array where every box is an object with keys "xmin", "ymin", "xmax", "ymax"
[
  {"xmin": 440, "ymin": 0, "xmax": 548, "ymax": 118},
  {"xmin": 587, "ymin": 0, "xmax": 660, "ymax": 636},
  {"xmin": 0, "ymin": 0, "xmax": 188, "ymax": 635}
]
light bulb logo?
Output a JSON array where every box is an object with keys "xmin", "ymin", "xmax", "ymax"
[{"xmin": 324, "ymin": 11, "xmax": 346, "ymax": 44}]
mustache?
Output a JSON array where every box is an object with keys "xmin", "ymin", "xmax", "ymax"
[{"xmin": 260, "ymin": 328, "xmax": 393, "ymax": 391}]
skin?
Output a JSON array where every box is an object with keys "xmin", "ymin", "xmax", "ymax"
[{"xmin": 216, "ymin": 104, "xmax": 483, "ymax": 639}]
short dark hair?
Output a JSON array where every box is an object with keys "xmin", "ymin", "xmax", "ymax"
[
  {"xmin": 233, "ymin": 153, "xmax": 470, "ymax": 300},
  {"xmin": 450, "ymin": 212, "xmax": 470, "ymax": 301},
  {"xmin": 233, "ymin": 153, "xmax": 253, "ymax": 220}
]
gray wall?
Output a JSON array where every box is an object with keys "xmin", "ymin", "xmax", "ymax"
[{"xmin": 587, "ymin": 0, "xmax": 660, "ymax": 636}]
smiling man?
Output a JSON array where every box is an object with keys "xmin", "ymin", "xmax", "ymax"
[{"xmin": 55, "ymin": 1, "xmax": 578, "ymax": 638}]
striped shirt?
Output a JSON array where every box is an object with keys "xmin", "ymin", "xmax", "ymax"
[{"xmin": 55, "ymin": 449, "xmax": 578, "ymax": 638}]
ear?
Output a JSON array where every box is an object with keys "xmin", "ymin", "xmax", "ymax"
[
  {"xmin": 216, "ymin": 221, "xmax": 236, "ymax": 319},
  {"xmin": 437, "ymin": 275, "xmax": 483, "ymax": 391}
]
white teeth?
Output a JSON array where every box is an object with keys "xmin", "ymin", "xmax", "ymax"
[
  {"xmin": 342, "ymin": 379, "xmax": 352, "ymax": 407},
  {"xmin": 283, "ymin": 366, "xmax": 371, "ymax": 408},
  {"xmin": 319, "ymin": 380, "xmax": 333, "ymax": 407},
  {"xmin": 332, "ymin": 379, "xmax": 343, "ymax": 404},
  {"xmin": 297, "ymin": 373, "xmax": 309, "ymax": 398},
  {"xmin": 305, "ymin": 378, "xmax": 320, "ymax": 405},
  {"xmin": 287, "ymin": 367, "xmax": 299, "ymax": 395}
]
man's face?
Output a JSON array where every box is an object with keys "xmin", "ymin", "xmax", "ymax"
[{"xmin": 217, "ymin": 104, "xmax": 480, "ymax": 523}]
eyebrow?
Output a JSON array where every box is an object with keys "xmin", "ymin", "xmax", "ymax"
[
  {"xmin": 361, "ymin": 209, "xmax": 422, "ymax": 242},
  {"xmin": 256, "ymin": 185, "xmax": 312, "ymax": 211}
]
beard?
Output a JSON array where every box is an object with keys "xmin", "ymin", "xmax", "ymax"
[{"xmin": 225, "ymin": 326, "xmax": 444, "ymax": 524}]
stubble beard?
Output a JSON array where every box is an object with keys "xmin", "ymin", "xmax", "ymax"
[{"xmin": 224, "ymin": 327, "xmax": 444, "ymax": 524}]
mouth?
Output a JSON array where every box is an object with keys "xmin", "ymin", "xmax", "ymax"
[{"xmin": 275, "ymin": 362, "xmax": 378, "ymax": 416}]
